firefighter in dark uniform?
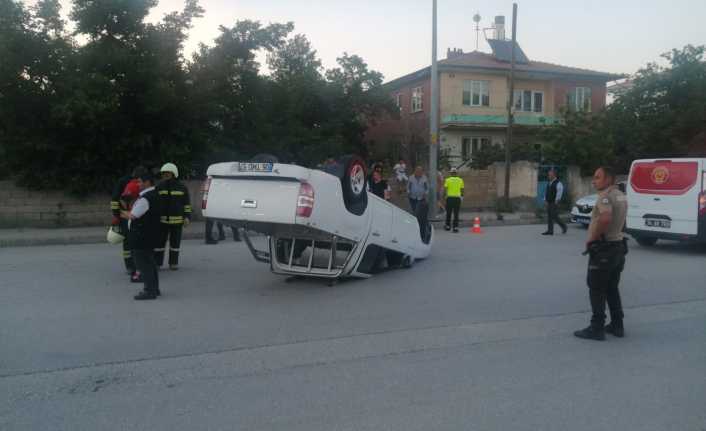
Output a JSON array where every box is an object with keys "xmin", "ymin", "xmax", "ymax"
[
  {"xmin": 575, "ymin": 166, "xmax": 628, "ymax": 341},
  {"xmin": 122, "ymin": 172, "xmax": 161, "ymax": 300},
  {"xmin": 110, "ymin": 166, "xmax": 145, "ymax": 274},
  {"xmin": 154, "ymin": 163, "xmax": 192, "ymax": 270}
]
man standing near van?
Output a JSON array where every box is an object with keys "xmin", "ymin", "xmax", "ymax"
[
  {"xmin": 575, "ymin": 167, "xmax": 628, "ymax": 341},
  {"xmin": 542, "ymin": 168, "xmax": 567, "ymax": 235},
  {"xmin": 407, "ymin": 166, "xmax": 428, "ymax": 213}
]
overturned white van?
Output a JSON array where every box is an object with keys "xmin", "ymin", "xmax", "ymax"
[
  {"xmin": 201, "ymin": 157, "xmax": 433, "ymax": 280},
  {"xmin": 626, "ymin": 158, "xmax": 706, "ymax": 245}
]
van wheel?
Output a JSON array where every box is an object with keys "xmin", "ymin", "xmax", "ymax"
[
  {"xmin": 635, "ymin": 236, "xmax": 658, "ymax": 246},
  {"xmin": 339, "ymin": 155, "xmax": 368, "ymax": 216}
]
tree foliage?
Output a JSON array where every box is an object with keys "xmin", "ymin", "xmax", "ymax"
[{"xmin": 0, "ymin": 0, "xmax": 393, "ymax": 193}]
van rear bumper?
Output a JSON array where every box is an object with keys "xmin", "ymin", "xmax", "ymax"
[{"xmin": 626, "ymin": 219, "xmax": 706, "ymax": 243}]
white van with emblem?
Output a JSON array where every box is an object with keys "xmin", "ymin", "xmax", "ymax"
[{"xmin": 626, "ymin": 158, "xmax": 706, "ymax": 245}]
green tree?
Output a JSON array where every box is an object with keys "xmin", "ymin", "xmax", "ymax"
[{"xmin": 324, "ymin": 53, "xmax": 397, "ymax": 158}]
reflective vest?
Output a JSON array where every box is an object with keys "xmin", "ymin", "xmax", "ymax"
[
  {"xmin": 156, "ymin": 178, "xmax": 192, "ymax": 224},
  {"xmin": 444, "ymin": 176, "xmax": 464, "ymax": 197}
]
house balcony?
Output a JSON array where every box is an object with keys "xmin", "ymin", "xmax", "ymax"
[{"xmin": 441, "ymin": 114, "xmax": 561, "ymax": 131}]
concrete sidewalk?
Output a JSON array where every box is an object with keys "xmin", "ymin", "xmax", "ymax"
[{"xmin": 0, "ymin": 212, "xmax": 551, "ymax": 248}]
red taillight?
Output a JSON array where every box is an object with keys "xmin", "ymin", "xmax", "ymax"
[
  {"xmin": 296, "ymin": 182, "xmax": 315, "ymax": 217},
  {"xmin": 699, "ymin": 192, "xmax": 706, "ymax": 215},
  {"xmin": 201, "ymin": 177, "xmax": 212, "ymax": 210}
]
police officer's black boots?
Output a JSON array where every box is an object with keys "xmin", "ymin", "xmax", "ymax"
[
  {"xmin": 574, "ymin": 325, "xmax": 606, "ymax": 341},
  {"xmin": 605, "ymin": 321, "xmax": 624, "ymax": 337}
]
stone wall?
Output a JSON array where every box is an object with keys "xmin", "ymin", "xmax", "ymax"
[
  {"xmin": 493, "ymin": 161, "xmax": 539, "ymax": 199},
  {"xmin": 0, "ymin": 180, "xmax": 205, "ymax": 228},
  {"xmin": 458, "ymin": 167, "xmax": 497, "ymax": 210}
]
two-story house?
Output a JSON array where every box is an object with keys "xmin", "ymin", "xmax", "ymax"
[{"xmin": 365, "ymin": 39, "xmax": 621, "ymax": 169}]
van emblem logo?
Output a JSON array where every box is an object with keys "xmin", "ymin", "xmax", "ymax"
[{"xmin": 651, "ymin": 166, "xmax": 669, "ymax": 185}]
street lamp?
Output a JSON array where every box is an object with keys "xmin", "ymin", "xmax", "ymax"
[{"xmin": 428, "ymin": 0, "xmax": 439, "ymax": 218}]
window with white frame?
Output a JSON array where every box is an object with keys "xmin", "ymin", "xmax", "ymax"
[
  {"xmin": 567, "ymin": 87, "xmax": 592, "ymax": 112},
  {"xmin": 411, "ymin": 87, "xmax": 423, "ymax": 112},
  {"xmin": 461, "ymin": 137, "xmax": 491, "ymax": 161},
  {"xmin": 462, "ymin": 80, "xmax": 490, "ymax": 107},
  {"xmin": 394, "ymin": 93, "xmax": 402, "ymax": 111},
  {"xmin": 513, "ymin": 90, "xmax": 544, "ymax": 113}
]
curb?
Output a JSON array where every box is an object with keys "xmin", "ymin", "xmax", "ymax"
[{"xmin": 431, "ymin": 218, "xmax": 543, "ymax": 228}]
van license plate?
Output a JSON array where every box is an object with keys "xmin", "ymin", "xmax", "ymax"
[
  {"xmin": 645, "ymin": 219, "xmax": 670, "ymax": 228},
  {"xmin": 239, "ymin": 162, "xmax": 273, "ymax": 172}
]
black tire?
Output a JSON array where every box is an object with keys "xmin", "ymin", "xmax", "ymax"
[
  {"xmin": 635, "ymin": 236, "xmax": 658, "ymax": 247},
  {"xmin": 339, "ymin": 155, "xmax": 368, "ymax": 216}
]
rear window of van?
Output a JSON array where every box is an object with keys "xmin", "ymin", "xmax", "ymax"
[{"xmin": 630, "ymin": 161, "xmax": 698, "ymax": 195}]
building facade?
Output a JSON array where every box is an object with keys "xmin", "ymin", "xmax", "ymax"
[{"xmin": 365, "ymin": 43, "xmax": 620, "ymax": 170}]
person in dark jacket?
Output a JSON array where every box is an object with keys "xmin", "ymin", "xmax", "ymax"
[
  {"xmin": 110, "ymin": 166, "xmax": 146, "ymax": 274},
  {"xmin": 121, "ymin": 172, "xmax": 161, "ymax": 300},
  {"xmin": 368, "ymin": 165, "xmax": 391, "ymax": 200},
  {"xmin": 542, "ymin": 169, "xmax": 568, "ymax": 235},
  {"xmin": 154, "ymin": 163, "xmax": 192, "ymax": 270}
]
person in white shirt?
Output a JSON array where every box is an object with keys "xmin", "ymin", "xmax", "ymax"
[{"xmin": 392, "ymin": 159, "xmax": 408, "ymax": 183}]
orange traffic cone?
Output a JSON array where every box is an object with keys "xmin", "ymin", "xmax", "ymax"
[{"xmin": 471, "ymin": 216, "xmax": 482, "ymax": 234}]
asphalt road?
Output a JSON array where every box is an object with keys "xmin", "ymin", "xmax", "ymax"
[{"xmin": 1, "ymin": 225, "xmax": 705, "ymax": 431}]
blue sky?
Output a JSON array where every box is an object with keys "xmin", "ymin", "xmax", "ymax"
[{"xmin": 74, "ymin": 0, "xmax": 706, "ymax": 81}]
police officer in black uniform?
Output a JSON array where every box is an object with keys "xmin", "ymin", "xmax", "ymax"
[
  {"xmin": 122, "ymin": 172, "xmax": 161, "ymax": 300},
  {"xmin": 575, "ymin": 166, "xmax": 628, "ymax": 340}
]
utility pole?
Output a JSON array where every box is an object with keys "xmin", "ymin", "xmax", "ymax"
[
  {"xmin": 428, "ymin": 0, "xmax": 439, "ymax": 218},
  {"xmin": 503, "ymin": 3, "xmax": 517, "ymax": 210}
]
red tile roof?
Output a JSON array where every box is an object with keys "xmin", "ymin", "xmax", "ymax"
[{"xmin": 385, "ymin": 50, "xmax": 623, "ymax": 88}]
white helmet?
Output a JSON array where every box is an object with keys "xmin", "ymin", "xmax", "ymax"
[
  {"xmin": 160, "ymin": 162, "xmax": 179, "ymax": 178},
  {"xmin": 107, "ymin": 226, "xmax": 125, "ymax": 245}
]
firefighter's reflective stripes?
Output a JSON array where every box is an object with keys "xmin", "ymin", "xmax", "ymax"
[
  {"xmin": 158, "ymin": 190, "xmax": 185, "ymax": 196},
  {"xmin": 160, "ymin": 216, "xmax": 184, "ymax": 224},
  {"xmin": 122, "ymin": 250, "xmax": 132, "ymax": 258},
  {"xmin": 111, "ymin": 201, "xmax": 120, "ymax": 210},
  {"xmin": 184, "ymin": 205, "xmax": 192, "ymax": 214},
  {"xmin": 155, "ymin": 225, "xmax": 183, "ymax": 266}
]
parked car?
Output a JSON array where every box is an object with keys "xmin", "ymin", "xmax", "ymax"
[
  {"xmin": 570, "ymin": 194, "xmax": 596, "ymax": 226},
  {"xmin": 570, "ymin": 182, "xmax": 626, "ymax": 227},
  {"xmin": 201, "ymin": 157, "xmax": 433, "ymax": 280},
  {"xmin": 626, "ymin": 158, "xmax": 706, "ymax": 246}
]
